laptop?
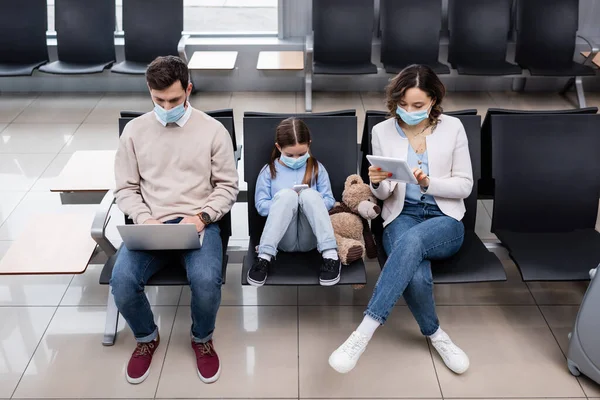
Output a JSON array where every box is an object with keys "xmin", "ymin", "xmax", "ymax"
[{"xmin": 117, "ymin": 223, "xmax": 203, "ymax": 251}]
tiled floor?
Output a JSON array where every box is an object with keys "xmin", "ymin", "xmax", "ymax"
[{"xmin": 0, "ymin": 91, "xmax": 599, "ymax": 399}]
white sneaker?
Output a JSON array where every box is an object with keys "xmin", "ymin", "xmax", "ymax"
[
  {"xmin": 429, "ymin": 330, "xmax": 470, "ymax": 374},
  {"xmin": 328, "ymin": 331, "xmax": 369, "ymax": 373}
]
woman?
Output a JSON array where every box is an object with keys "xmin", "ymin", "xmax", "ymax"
[
  {"xmin": 329, "ymin": 65, "xmax": 473, "ymax": 374},
  {"xmin": 247, "ymin": 117, "xmax": 341, "ymax": 287}
]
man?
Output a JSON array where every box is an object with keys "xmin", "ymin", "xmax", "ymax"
[{"xmin": 111, "ymin": 56, "xmax": 238, "ymax": 385}]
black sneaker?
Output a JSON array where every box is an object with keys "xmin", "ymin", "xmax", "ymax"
[
  {"xmin": 247, "ymin": 257, "xmax": 270, "ymax": 287},
  {"xmin": 320, "ymin": 258, "xmax": 341, "ymax": 286}
]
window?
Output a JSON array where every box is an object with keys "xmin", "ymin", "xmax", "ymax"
[{"xmin": 184, "ymin": 0, "xmax": 278, "ymax": 34}]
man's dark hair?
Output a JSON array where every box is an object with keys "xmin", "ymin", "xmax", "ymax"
[{"xmin": 146, "ymin": 56, "xmax": 189, "ymax": 91}]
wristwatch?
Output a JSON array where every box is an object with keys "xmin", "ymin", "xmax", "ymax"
[{"xmin": 198, "ymin": 211, "xmax": 212, "ymax": 225}]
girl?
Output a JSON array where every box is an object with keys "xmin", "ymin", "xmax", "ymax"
[
  {"xmin": 329, "ymin": 65, "xmax": 473, "ymax": 375},
  {"xmin": 247, "ymin": 117, "xmax": 341, "ymax": 287}
]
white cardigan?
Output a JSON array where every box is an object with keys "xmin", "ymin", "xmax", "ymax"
[{"xmin": 370, "ymin": 114, "xmax": 474, "ymax": 226}]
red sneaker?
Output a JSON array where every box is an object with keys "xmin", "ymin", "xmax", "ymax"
[
  {"xmin": 126, "ymin": 335, "xmax": 160, "ymax": 384},
  {"xmin": 191, "ymin": 340, "xmax": 221, "ymax": 383}
]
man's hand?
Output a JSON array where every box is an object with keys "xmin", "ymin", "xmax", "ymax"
[
  {"xmin": 179, "ymin": 215, "xmax": 206, "ymax": 233},
  {"xmin": 143, "ymin": 219, "xmax": 162, "ymax": 225}
]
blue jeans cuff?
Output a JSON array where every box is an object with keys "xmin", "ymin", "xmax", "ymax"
[
  {"xmin": 364, "ymin": 310, "xmax": 386, "ymax": 325},
  {"xmin": 257, "ymin": 245, "xmax": 277, "ymax": 257},
  {"xmin": 192, "ymin": 331, "xmax": 213, "ymax": 344},
  {"xmin": 317, "ymin": 239, "xmax": 338, "ymax": 253},
  {"xmin": 136, "ymin": 327, "xmax": 158, "ymax": 343}
]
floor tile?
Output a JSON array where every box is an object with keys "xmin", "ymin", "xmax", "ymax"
[
  {"xmin": 540, "ymin": 306, "xmax": 600, "ymax": 397},
  {"xmin": 180, "ymin": 263, "xmax": 297, "ymax": 306},
  {"xmin": 297, "ymin": 261, "xmax": 397, "ymax": 306},
  {"xmin": 298, "ymin": 306, "xmax": 441, "ymax": 398},
  {"xmin": 14, "ymin": 94, "xmax": 102, "ymax": 124},
  {"xmin": 156, "ymin": 306, "xmax": 298, "ymax": 398},
  {"xmin": 444, "ymin": 92, "xmax": 497, "ymax": 116},
  {"xmin": 13, "ymin": 306, "xmax": 176, "ymax": 399},
  {"xmin": 230, "ymin": 201, "xmax": 249, "ymax": 242},
  {"xmin": 29, "ymin": 154, "xmax": 71, "ymax": 192},
  {"xmin": 434, "ymin": 261, "xmax": 535, "ymax": 305},
  {"xmin": 0, "ymin": 192, "xmax": 96, "ymax": 240},
  {"xmin": 0, "ymin": 273, "xmax": 73, "ymax": 306},
  {"xmin": 0, "ymin": 241, "xmax": 11, "ymax": 261},
  {"xmin": 0, "ymin": 307, "xmax": 56, "ymax": 398},
  {"xmin": 189, "ymin": 92, "xmax": 233, "ymax": 112},
  {"xmin": 488, "ymin": 92, "xmax": 573, "ymax": 110},
  {"xmin": 360, "ymin": 91, "xmax": 387, "ymax": 111},
  {"xmin": 60, "ymin": 264, "xmax": 183, "ymax": 307},
  {"xmin": 434, "ymin": 305, "xmax": 585, "ymax": 398},
  {"xmin": 0, "ymin": 124, "xmax": 78, "ymax": 154},
  {"xmin": 0, "ymin": 191, "xmax": 26, "ymax": 226},
  {"xmin": 84, "ymin": 93, "xmax": 152, "ymax": 124},
  {"xmin": 0, "ymin": 154, "xmax": 56, "ymax": 191},
  {"xmin": 61, "ymin": 123, "xmax": 119, "ymax": 153},
  {"xmin": 0, "ymin": 124, "xmax": 5, "ymax": 133},
  {"xmin": 475, "ymin": 200, "xmax": 498, "ymax": 240},
  {"xmin": 0, "ymin": 94, "xmax": 38, "ymax": 123},
  {"xmin": 527, "ymin": 280, "xmax": 588, "ymax": 305}
]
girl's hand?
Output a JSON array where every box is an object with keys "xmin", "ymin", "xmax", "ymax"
[
  {"xmin": 368, "ymin": 165, "xmax": 392, "ymax": 184},
  {"xmin": 412, "ymin": 167, "xmax": 430, "ymax": 188}
]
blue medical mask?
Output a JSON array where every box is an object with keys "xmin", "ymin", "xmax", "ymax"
[
  {"xmin": 396, "ymin": 103, "xmax": 431, "ymax": 126},
  {"xmin": 280, "ymin": 153, "xmax": 310, "ymax": 170},
  {"xmin": 154, "ymin": 100, "xmax": 187, "ymax": 125}
]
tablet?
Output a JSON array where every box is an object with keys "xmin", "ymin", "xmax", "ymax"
[{"xmin": 366, "ymin": 155, "xmax": 418, "ymax": 184}]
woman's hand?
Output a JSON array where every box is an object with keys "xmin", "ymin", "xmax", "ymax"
[
  {"xmin": 368, "ymin": 165, "xmax": 392, "ymax": 184},
  {"xmin": 412, "ymin": 167, "xmax": 430, "ymax": 188}
]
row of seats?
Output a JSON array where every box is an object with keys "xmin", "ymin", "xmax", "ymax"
[
  {"xmin": 88, "ymin": 108, "xmax": 599, "ymax": 345},
  {"xmin": 305, "ymin": 0, "xmax": 600, "ymax": 110},
  {"xmin": 0, "ymin": 0, "xmax": 184, "ymax": 76}
]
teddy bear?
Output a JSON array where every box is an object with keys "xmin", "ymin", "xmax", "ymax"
[{"xmin": 329, "ymin": 174, "xmax": 380, "ymax": 266}]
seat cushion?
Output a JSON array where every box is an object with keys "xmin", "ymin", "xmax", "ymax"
[
  {"xmin": 99, "ymin": 248, "xmax": 228, "ymax": 286},
  {"xmin": 39, "ymin": 60, "xmax": 114, "ymax": 75},
  {"xmin": 241, "ymin": 243, "xmax": 367, "ymax": 286},
  {"xmin": 496, "ymin": 229, "xmax": 600, "ymax": 281},
  {"xmin": 314, "ymin": 61, "xmax": 377, "ymax": 75},
  {"xmin": 524, "ymin": 62, "xmax": 596, "ymax": 77},
  {"xmin": 0, "ymin": 61, "xmax": 47, "ymax": 77},
  {"xmin": 111, "ymin": 61, "xmax": 149, "ymax": 75},
  {"xmin": 455, "ymin": 61, "xmax": 522, "ymax": 76},
  {"xmin": 376, "ymin": 231, "xmax": 506, "ymax": 284},
  {"xmin": 385, "ymin": 61, "xmax": 450, "ymax": 75}
]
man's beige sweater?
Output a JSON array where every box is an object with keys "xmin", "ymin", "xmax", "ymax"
[{"xmin": 114, "ymin": 108, "xmax": 239, "ymax": 224}]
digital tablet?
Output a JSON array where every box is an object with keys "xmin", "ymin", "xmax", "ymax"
[{"xmin": 366, "ymin": 155, "xmax": 418, "ymax": 184}]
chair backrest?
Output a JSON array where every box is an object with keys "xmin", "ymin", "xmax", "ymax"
[
  {"xmin": 55, "ymin": 0, "xmax": 115, "ymax": 64},
  {"xmin": 362, "ymin": 113, "xmax": 481, "ymax": 231},
  {"xmin": 0, "ymin": 0, "xmax": 48, "ymax": 64},
  {"xmin": 122, "ymin": 0, "xmax": 183, "ymax": 63},
  {"xmin": 119, "ymin": 109, "xmax": 237, "ymax": 152},
  {"xmin": 244, "ymin": 115, "xmax": 358, "ymax": 242},
  {"xmin": 117, "ymin": 111, "xmax": 236, "ymax": 240},
  {"xmin": 244, "ymin": 110, "xmax": 356, "ymax": 118},
  {"xmin": 448, "ymin": 0, "xmax": 513, "ymax": 65},
  {"xmin": 312, "ymin": 0, "xmax": 374, "ymax": 67},
  {"xmin": 491, "ymin": 114, "xmax": 600, "ymax": 232},
  {"xmin": 380, "ymin": 0, "xmax": 443, "ymax": 66},
  {"xmin": 480, "ymin": 106, "xmax": 598, "ymax": 195},
  {"xmin": 515, "ymin": 0, "xmax": 579, "ymax": 68}
]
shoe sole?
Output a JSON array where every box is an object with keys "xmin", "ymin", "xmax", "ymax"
[
  {"xmin": 247, "ymin": 274, "xmax": 266, "ymax": 287},
  {"xmin": 328, "ymin": 353, "xmax": 356, "ymax": 374},
  {"xmin": 197, "ymin": 362, "xmax": 222, "ymax": 383},
  {"xmin": 319, "ymin": 264, "xmax": 341, "ymax": 286},
  {"xmin": 126, "ymin": 367, "xmax": 151, "ymax": 384}
]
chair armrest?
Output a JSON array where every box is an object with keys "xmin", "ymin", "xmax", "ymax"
[
  {"xmin": 178, "ymin": 34, "xmax": 191, "ymax": 64},
  {"xmin": 234, "ymin": 145, "xmax": 242, "ymax": 170},
  {"xmin": 578, "ymin": 34, "xmax": 600, "ymax": 64},
  {"xmin": 91, "ymin": 191, "xmax": 117, "ymax": 257}
]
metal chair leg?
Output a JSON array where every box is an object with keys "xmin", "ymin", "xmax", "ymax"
[
  {"xmin": 574, "ymin": 76, "xmax": 587, "ymax": 108},
  {"xmin": 102, "ymin": 288, "xmax": 119, "ymax": 346}
]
